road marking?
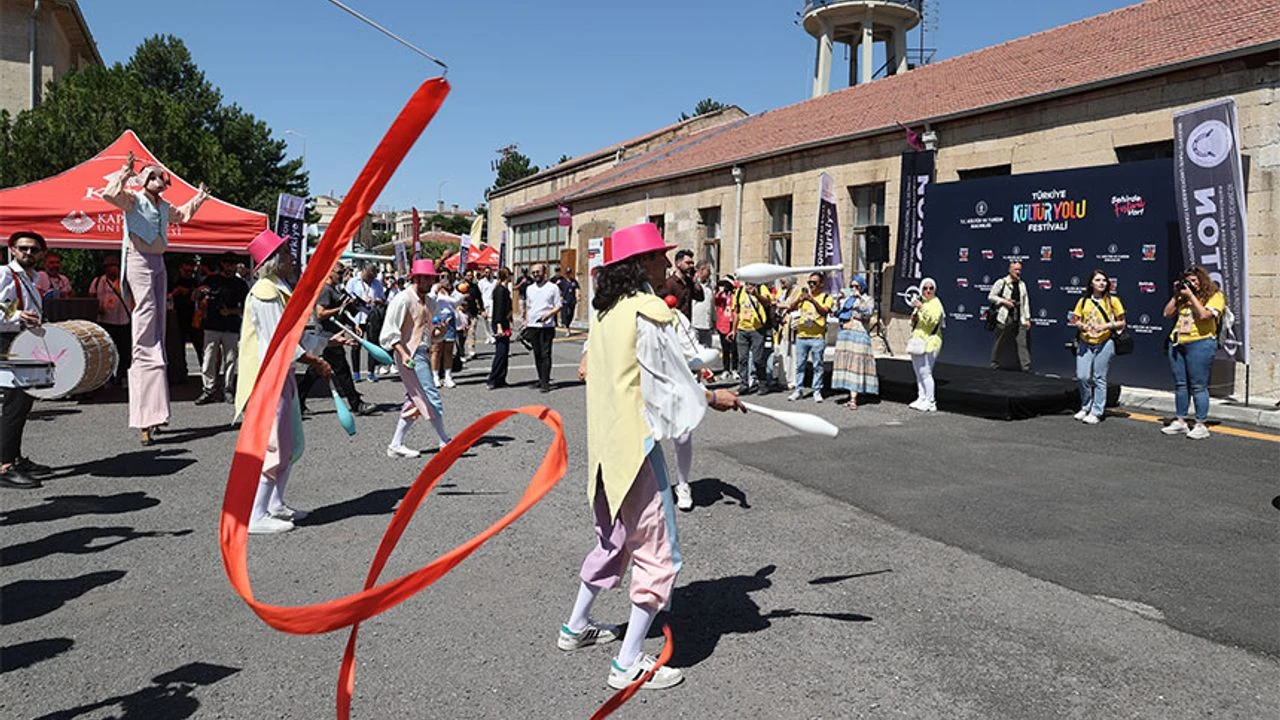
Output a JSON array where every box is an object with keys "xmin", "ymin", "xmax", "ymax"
[{"xmin": 1123, "ymin": 411, "xmax": 1280, "ymax": 443}]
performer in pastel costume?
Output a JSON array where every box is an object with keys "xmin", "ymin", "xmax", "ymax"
[
  {"xmin": 234, "ymin": 230, "xmax": 333, "ymax": 535},
  {"xmin": 558, "ymin": 223, "xmax": 742, "ymax": 691},
  {"xmin": 380, "ymin": 258, "xmax": 452, "ymax": 458},
  {"xmin": 101, "ymin": 155, "xmax": 210, "ymax": 445}
]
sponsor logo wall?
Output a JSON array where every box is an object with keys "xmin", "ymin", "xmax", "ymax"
[{"xmin": 920, "ymin": 159, "xmax": 1179, "ymax": 389}]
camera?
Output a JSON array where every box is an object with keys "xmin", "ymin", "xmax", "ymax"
[
  {"xmin": 1173, "ymin": 279, "xmax": 1189, "ymax": 291},
  {"xmin": 338, "ymin": 289, "xmax": 371, "ymax": 316}
]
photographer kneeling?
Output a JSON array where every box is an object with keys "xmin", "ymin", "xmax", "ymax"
[
  {"xmin": 1069, "ymin": 270, "xmax": 1126, "ymax": 425},
  {"xmin": 1161, "ymin": 266, "xmax": 1225, "ymax": 440}
]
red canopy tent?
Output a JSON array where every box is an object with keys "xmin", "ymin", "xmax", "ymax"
[
  {"xmin": 0, "ymin": 130, "xmax": 268, "ymax": 253},
  {"xmin": 442, "ymin": 244, "xmax": 499, "ymax": 271}
]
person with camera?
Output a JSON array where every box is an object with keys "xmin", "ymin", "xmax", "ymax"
[
  {"xmin": 783, "ymin": 272, "xmax": 835, "ymax": 403},
  {"xmin": 1161, "ymin": 266, "xmax": 1226, "ymax": 440},
  {"xmin": 908, "ymin": 278, "xmax": 944, "ymax": 411},
  {"xmin": 730, "ymin": 280, "xmax": 773, "ymax": 395},
  {"xmin": 987, "ymin": 261, "xmax": 1032, "ymax": 372},
  {"xmin": 1069, "ymin": 270, "xmax": 1126, "ymax": 425},
  {"xmin": 297, "ymin": 264, "xmax": 367, "ymax": 416},
  {"xmin": 194, "ymin": 253, "xmax": 246, "ymax": 405}
]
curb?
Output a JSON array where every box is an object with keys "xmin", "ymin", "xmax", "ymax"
[{"xmin": 1118, "ymin": 389, "xmax": 1280, "ymax": 430}]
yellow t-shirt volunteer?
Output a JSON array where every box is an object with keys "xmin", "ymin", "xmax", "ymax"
[
  {"xmin": 786, "ymin": 288, "xmax": 834, "ymax": 339},
  {"xmin": 1072, "ymin": 295, "xmax": 1125, "ymax": 345},
  {"xmin": 733, "ymin": 285, "xmax": 772, "ymax": 332},
  {"xmin": 1170, "ymin": 291, "xmax": 1225, "ymax": 345}
]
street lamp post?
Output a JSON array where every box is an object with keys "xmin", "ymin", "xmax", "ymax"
[{"xmin": 437, "ymin": 179, "xmax": 450, "ymax": 211}]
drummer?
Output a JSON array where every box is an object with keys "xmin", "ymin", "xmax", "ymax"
[{"xmin": 0, "ymin": 231, "xmax": 52, "ymax": 489}]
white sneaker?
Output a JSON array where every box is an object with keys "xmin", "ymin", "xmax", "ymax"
[
  {"xmin": 607, "ymin": 654, "xmax": 684, "ymax": 690},
  {"xmin": 557, "ymin": 620, "xmax": 620, "ymax": 651},
  {"xmin": 1187, "ymin": 423, "xmax": 1211, "ymax": 440},
  {"xmin": 1081, "ymin": 414, "xmax": 1100, "ymax": 425},
  {"xmin": 924, "ymin": 400, "xmax": 937, "ymax": 412},
  {"xmin": 1161, "ymin": 418, "xmax": 1190, "ymax": 435},
  {"xmin": 269, "ymin": 505, "xmax": 309, "ymax": 522},
  {"xmin": 464, "ymin": 353, "xmax": 477, "ymax": 361},
  {"xmin": 813, "ymin": 392, "xmax": 824, "ymax": 404},
  {"xmin": 787, "ymin": 390, "xmax": 801, "ymax": 402},
  {"xmin": 1073, "ymin": 409, "xmax": 1088, "ymax": 421},
  {"xmin": 386, "ymin": 444, "xmax": 421, "ymax": 458},
  {"xmin": 908, "ymin": 398, "xmax": 927, "ymax": 411},
  {"xmin": 443, "ymin": 375, "xmax": 457, "ymax": 388},
  {"xmin": 674, "ymin": 483, "xmax": 693, "ymax": 511},
  {"xmin": 248, "ymin": 514, "xmax": 294, "ymax": 535},
  {"xmin": 439, "ymin": 438, "xmax": 452, "ymax": 451}
]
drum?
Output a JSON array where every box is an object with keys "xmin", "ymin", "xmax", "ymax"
[
  {"xmin": 0, "ymin": 359, "xmax": 56, "ymax": 389},
  {"xmin": 10, "ymin": 320, "xmax": 119, "ymax": 399}
]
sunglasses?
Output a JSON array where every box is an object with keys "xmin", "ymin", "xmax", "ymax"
[
  {"xmin": 13, "ymin": 245, "xmax": 43, "ymax": 253},
  {"xmin": 147, "ymin": 173, "xmax": 171, "ymax": 187}
]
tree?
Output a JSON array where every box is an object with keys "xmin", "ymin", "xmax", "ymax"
[
  {"xmin": 679, "ymin": 98, "xmax": 729, "ymax": 121},
  {"xmin": 0, "ymin": 35, "xmax": 306, "ymax": 217},
  {"xmin": 423, "ymin": 213, "xmax": 471, "ymax": 236},
  {"xmin": 557, "ymin": 154, "xmax": 572, "ymax": 165},
  {"xmin": 489, "ymin": 148, "xmax": 538, "ymax": 193}
]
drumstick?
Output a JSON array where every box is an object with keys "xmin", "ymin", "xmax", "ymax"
[
  {"xmin": 331, "ymin": 389, "xmax": 357, "ymax": 436},
  {"xmin": 740, "ymin": 401, "xmax": 839, "ymax": 438},
  {"xmin": 331, "ymin": 319, "xmax": 395, "ymax": 366},
  {"xmin": 734, "ymin": 263, "xmax": 844, "ymax": 285}
]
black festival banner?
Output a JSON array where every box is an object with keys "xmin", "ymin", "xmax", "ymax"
[
  {"xmin": 275, "ymin": 193, "xmax": 307, "ymax": 270},
  {"xmin": 1173, "ymin": 99, "xmax": 1249, "ymax": 363},
  {"xmin": 891, "ymin": 150, "xmax": 934, "ymax": 314},
  {"xmin": 920, "ymin": 159, "xmax": 1178, "ymax": 389}
]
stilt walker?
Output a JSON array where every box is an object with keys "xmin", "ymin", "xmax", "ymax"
[
  {"xmin": 101, "ymin": 154, "xmax": 210, "ymax": 445},
  {"xmin": 234, "ymin": 230, "xmax": 333, "ymax": 534},
  {"xmin": 380, "ymin": 258, "xmax": 452, "ymax": 457},
  {"xmin": 559, "ymin": 222, "xmax": 741, "ymax": 691}
]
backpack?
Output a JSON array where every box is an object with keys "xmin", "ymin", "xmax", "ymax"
[{"xmin": 1216, "ymin": 303, "xmax": 1236, "ymax": 349}]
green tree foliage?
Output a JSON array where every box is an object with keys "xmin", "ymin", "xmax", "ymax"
[
  {"xmin": 557, "ymin": 154, "xmax": 572, "ymax": 165},
  {"xmin": 423, "ymin": 213, "xmax": 472, "ymax": 236},
  {"xmin": 0, "ymin": 35, "xmax": 306, "ymax": 216},
  {"xmin": 489, "ymin": 149, "xmax": 538, "ymax": 194},
  {"xmin": 679, "ymin": 98, "xmax": 729, "ymax": 121}
]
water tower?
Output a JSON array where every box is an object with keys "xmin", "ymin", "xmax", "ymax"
[{"xmin": 801, "ymin": 0, "xmax": 923, "ymax": 97}]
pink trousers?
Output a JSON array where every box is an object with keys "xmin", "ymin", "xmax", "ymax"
[{"xmin": 126, "ymin": 250, "xmax": 169, "ymax": 429}]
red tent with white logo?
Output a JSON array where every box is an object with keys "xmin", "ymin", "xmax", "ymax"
[
  {"xmin": 0, "ymin": 130, "xmax": 268, "ymax": 252},
  {"xmin": 442, "ymin": 244, "xmax": 499, "ymax": 271}
]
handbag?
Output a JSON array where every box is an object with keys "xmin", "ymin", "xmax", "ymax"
[
  {"xmin": 1088, "ymin": 297, "xmax": 1133, "ymax": 355},
  {"xmin": 906, "ymin": 336, "xmax": 927, "ymax": 355}
]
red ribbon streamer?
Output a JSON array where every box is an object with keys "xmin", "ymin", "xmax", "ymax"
[{"xmin": 217, "ymin": 76, "xmax": 664, "ymax": 718}]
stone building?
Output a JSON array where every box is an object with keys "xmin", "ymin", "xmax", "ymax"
[
  {"xmin": 489, "ymin": 0, "xmax": 1279, "ymax": 394},
  {"xmin": 0, "ymin": 0, "xmax": 101, "ymax": 116}
]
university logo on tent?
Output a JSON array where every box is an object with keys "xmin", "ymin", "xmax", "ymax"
[
  {"xmin": 1040, "ymin": 246, "xmax": 1053, "ymax": 261},
  {"xmin": 1142, "ymin": 244, "xmax": 1157, "ymax": 261},
  {"xmin": 958, "ymin": 247, "xmax": 969, "ymax": 262}
]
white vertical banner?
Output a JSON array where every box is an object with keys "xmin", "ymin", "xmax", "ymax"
[
  {"xmin": 586, "ymin": 237, "xmax": 604, "ymax": 312},
  {"xmin": 458, "ymin": 234, "xmax": 472, "ymax": 274}
]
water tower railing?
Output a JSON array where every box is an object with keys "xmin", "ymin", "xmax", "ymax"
[{"xmin": 801, "ymin": 0, "xmax": 923, "ymax": 16}]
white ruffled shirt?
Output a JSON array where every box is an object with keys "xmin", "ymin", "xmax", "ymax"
[{"xmin": 636, "ymin": 314, "xmax": 707, "ymax": 442}]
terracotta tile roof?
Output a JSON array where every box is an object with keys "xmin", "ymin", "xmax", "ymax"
[{"xmin": 507, "ymin": 0, "xmax": 1279, "ymax": 217}]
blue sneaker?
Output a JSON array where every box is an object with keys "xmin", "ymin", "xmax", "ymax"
[{"xmin": 352, "ymin": 372, "xmax": 363, "ymax": 383}]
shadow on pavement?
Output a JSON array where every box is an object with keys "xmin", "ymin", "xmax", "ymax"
[
  {"xmin": 809, "ymin": 568, "xmax": 893, "ymax": 585},
  {"xmin": 44, "ymin": 449, "xmax": 196, "ymax": 481},
  {"xmin": 1, "ymin": 492, "xmax": 161, "ymax": 526},
  {"xmin": 1, "ymin": 570, "xmax": 127, "ymax": 625},
  {"xmin": 663, "ymin": 565, "xmax": 872, "ymax": 668},
  {"xmin": 0, "ymin": 637, "xmax": 74, "ymax": 673},
  {"xmin": 32, "ymin": 661, "xmax": 240, "ymax": 720},
  {"xmin": 152, "ymin": 424, "xmax": 238, "ymax": 445},
  {"xmin": 691, "ymin": 477, "xmax": 750, "ymax": 509},
  {"xmin": 1, "ymin": 527, "xmax": 193, "ymax": 567},
  {"xmin": 300, "ymin": 486, "xmax": 408, "ymax": 527}
]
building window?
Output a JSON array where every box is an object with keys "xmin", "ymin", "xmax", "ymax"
[
  {"xmin": 765, "ymin": 196, "xmax": 792, "ymax": 266},
  {"xmin": 510, "ymin": 218, "xmax": 564, "ymax": 272},
  {"xmin": 958, "ymin": 164, "xmax": 1012, "ymax": 180},
  {"xmin": 647, "ymin": 214, "xmax": 666, "ymax": 239},
  {"xmin": 849, "ymin": 183, "xmax": 886, "ymax": 271},
  {"xmin": 1116, "ymin": 140, "xmax": 1174, "ymax": 163},
  {"xmin": 699, "ymin": 207, "xmax": 722, "ymax": 277}
]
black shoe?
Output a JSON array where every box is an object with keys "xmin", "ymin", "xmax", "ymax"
[
  {"xmin": 539, "ymin": 384, "xmax": 551, "ymax": 393},
  {"xmin": 224, "ymin": 392, "xmax": 235, "ymax": 403},
  {"xmin": 737, "ymin": 385, "xmax": 755, "ymax": 396},
  {"xmin": 1, "ymin": 467, "xmax": 41, "ymax": 489},
  {"xmin": 355, "ymin": 402, "xmax": 376, "ymax": 416},
  {"xmin": 194, "ymin": 392, "xmax": 219, "ymax": 405},
  {"xmin": 13, "ymin": 457, "xmax": 51, "ymax": 476},
  {"xmin": 299, "ymin": 404, "xmax": 313, "ymax": 417}
]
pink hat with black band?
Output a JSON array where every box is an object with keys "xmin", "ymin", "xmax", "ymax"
[
  {"xmin": 248, "ymin": 229, "xmax": 287, "ymax": 269},
  {"xmin": 602, "ymin": 222, "xmax": 677, "ymax": 267}
]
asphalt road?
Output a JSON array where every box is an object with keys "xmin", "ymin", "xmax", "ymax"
[{"xmin": 2, "ymin": 335, "xmax": 1277, "ymax": 719}]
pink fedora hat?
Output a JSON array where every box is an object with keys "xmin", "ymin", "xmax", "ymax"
[
  {"xmin": 248, "ymin": 229, "xmax": 287, "ymax": 269},
  {"xmin": 409, "ymin": 258, "xmax": 437, "ymax": 277},
  {"xmin": 603, "ymin": 222, "xmax": 676, "ymax": 266}
]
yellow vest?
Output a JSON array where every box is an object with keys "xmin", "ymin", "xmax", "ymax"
[
  {"xmin": 586, "ymin": 293, "xmax": 673, "ymax": 520},
  {"xmin": 234, "ymin": 278, "xmax": 305, "ymax": 463}
]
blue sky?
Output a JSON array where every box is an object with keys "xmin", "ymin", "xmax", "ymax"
[{"xmin": 81, "ymin": 0, "xmax": 1136, "ymax": 212}]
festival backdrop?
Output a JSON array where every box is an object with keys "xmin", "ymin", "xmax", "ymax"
[{"xmin": 918, "ymin": 158, "xmax": 1180, "ymax": 389}]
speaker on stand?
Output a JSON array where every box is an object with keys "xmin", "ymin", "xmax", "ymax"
[{"xmin": 862, "ymin": 225, "xmax": 893, "ymax": 355}]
